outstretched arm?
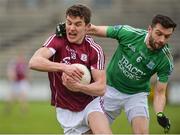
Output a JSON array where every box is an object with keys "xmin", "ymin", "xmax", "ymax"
[
  {"xmin": 154, "ymin": 81, "xmax": 170, "ymax": 133},
  {"xmin": 87, "ymin": 24, "xmax": 108, "ymax": 37},
  {"xmin": 55, "ymin": 22, "xmax": 108, "ymax": 37}
]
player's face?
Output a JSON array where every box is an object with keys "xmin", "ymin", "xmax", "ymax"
[
  {"xmin": 147, "ymin": 23, "xmax": 173, "ymax": 51},
  {"xmin": 65, "ymin": 15, "xmax": 90, "ymax": 44}
]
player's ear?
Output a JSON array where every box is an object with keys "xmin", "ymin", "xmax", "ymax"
[
  {"xmin": 148, "ymin": 25, "xmax": 153, "ymax": 32},
  {"xmin": 86, "ymin": 23, "xmax": 91, "ymax": 28},
  {"xmin": 85, "ymin": 23, "xmax": 91, "ymax": 32}
]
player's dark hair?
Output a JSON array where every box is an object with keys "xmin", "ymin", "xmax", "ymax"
[
  {"xmin": 151, "ymin": 14, "xmax": 177, "ymax": 31},
  {"xmin": 66, "ymin": 4, "xmax": 91, "ymax": 25}
]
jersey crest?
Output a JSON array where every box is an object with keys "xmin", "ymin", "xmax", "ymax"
[
  {"xmin": 81, "ymin": 53, "xmax": 88, "ymax": 62},
  {"xmin": 146, "ymin": 61, "xmax": 155, "ymax": 70}
]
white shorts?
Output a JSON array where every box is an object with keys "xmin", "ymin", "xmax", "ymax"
[
  {"xmin": 56, "ymin": 97, "xmax": 104, "ymax": 135},
  {"xmin": 104, "ymin": 85, "xmax": 149, "ymax": 123}
]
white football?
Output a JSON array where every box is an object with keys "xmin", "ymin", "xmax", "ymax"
[{"xmin": 72, "ymin": 63, "xmax": 91, "ymax": 85}]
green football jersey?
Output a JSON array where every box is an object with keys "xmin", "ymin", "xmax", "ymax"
[{"xmin": 106, "ymin": 25, "xmax": 174, "ymax": 94}]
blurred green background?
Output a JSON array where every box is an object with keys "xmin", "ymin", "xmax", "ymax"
[{"xmin": 0, "ymin": 0, "xmax": 180, "ymax": 134}]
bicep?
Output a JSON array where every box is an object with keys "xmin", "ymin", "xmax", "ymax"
[
  {"xmin": 32, "ymin": 47, "xmax": 54, "ymax": 59},
  {"xmin": 96, "ymin": 26, "xmax": 108, "ymax": 37}
]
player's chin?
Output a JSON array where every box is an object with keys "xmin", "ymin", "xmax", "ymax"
[
  {"xmin": 155, "ymin": 43, "xmax": 164, "ymax": 49},
  {"xmin": 67, "ymin": 36, "xmax": 77, "ymax": 43}
]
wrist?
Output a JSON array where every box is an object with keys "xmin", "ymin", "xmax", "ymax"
[{"xmin": 59, "ymin": 63, "xmax": 67, "ymax": 72}]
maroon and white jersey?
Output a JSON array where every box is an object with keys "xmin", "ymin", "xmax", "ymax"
[{"xmin": 43, "ymin": 34, "xmax": 105, "ymax": 112}]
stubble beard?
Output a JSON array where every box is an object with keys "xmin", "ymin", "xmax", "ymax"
[{"xmin": 148, "ymin": 35, "xmax": 163, "ymax": 51}]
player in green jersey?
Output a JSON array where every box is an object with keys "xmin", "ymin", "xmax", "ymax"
[{"xmin": 55, "ymin": 14, "xmax": 176, "ymax": 134}]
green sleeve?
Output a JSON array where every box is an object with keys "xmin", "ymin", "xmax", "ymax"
[
  {"xmin": 106, "ymin": 25, "xmax": 123, "ymax": 40},
  {"xmin": 157, "ymin": 62, "xmax": 173, "ymax": 83}
]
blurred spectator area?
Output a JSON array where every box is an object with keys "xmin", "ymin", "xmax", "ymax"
[{"xmin": 0, "ymin": 0, "xmax": 180, "ymax": 82}]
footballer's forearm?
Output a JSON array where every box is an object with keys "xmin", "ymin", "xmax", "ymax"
[
  {"xmin": 153, "ymin": 82, "xmax": 167, "ymax": 113},
  {"xmin": 29, "ymin": 56, "xmax": 65, "ymax": 72},
  {"xmin": 78, "ymin": 70, "xmax": 106, "ymax": 96},
  {"xmin": 154, "ymin": 91, "xmax": 166, "ymax": 114},
  {"xmin": 78, "ymin": 80, "xmax": 106, "ymax": 96}
]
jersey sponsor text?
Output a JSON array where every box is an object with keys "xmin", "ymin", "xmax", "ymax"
[{"xmin": 118, "ymin": 55, "xmax": 145, "ymax": 80}]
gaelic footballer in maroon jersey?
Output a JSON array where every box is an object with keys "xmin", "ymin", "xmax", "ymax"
[
  {"xmin": 43, "ymin": 34, "xmax": 105, "ymax": 111},
  {"xmin": 29, "ymin": 4, "xmax": 111, "ymax": 134}
]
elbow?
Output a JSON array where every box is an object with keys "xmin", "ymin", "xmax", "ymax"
[
  {"xmin": 155, "ymin": 87, "xmax": 166, "ymax": 96},
  {"xmin": 96, "ymin": 79, "xmax": 106, "ymax": 96},
  {"xmin": 99, "ymin": 89, "xmax": 106, "ymax": 96},
  {"xmin": 28, "ymin": 58, "xmax": 37, "ymax": 70},
  {"xmin": 98, "ymin": 85, "xmax": 106, "ymax": 96}
]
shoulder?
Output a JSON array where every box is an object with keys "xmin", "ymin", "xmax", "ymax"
[
  {"xmin": 160, "ymin": 44, "xmax": 174, "ymax": 71},
  {"xmin": 43, "ymin": 34, "xmax": 66, "ymax": 47},
  {"xmin": 161, "ymin": 44, "xmax": 173, "ymax": 62},
  {"xmin": 108, "ymin": 25, "xmax": 146, "ymax": 32},
  {"xmin": 107, "ymin": 25, "xmax": 147, "ymax": 39},
  {"xmin": 120, "ymin": 25, "xmax": 147, "ymax": 36},
  {"xmin": 85, "ymin": 35, "xmax": 103, "ymax": 51}
]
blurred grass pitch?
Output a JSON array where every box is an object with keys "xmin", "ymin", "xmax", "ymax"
[{"xmin": 0, "ymin": 101, "xmax": 180, "ymax": 134}]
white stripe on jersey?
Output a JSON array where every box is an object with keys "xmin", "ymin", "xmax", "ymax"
[
  {"xmin": 162, "ymin": 46, "xmax": 174, "ymax": 72},
  {"xmin": 123, "ymin": 25, "xmax": 146, "ymax": 35},
  {"xmin": 86, "ymin": 36, "xmax": 104, "ymax": 70},
  {"xmin": 85, "ymin": 36, "xmax": 104, "ymax": 70},
  {"xmin": 43, "ymin": 34, "xmax": 56, "ymax": 47}
]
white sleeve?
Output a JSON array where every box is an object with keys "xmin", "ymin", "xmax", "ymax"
[{"xmin": 48, "ymin": 47, "xmax": 56, "ymax": 55}]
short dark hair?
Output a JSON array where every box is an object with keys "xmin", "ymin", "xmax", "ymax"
[
  {"xmin": 66, "ymin": 4, "xmax": 91, "ymax": 25},
  {"xmin": 151, "ymin": 14, "xmax": 177, "ymax": 31}
]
